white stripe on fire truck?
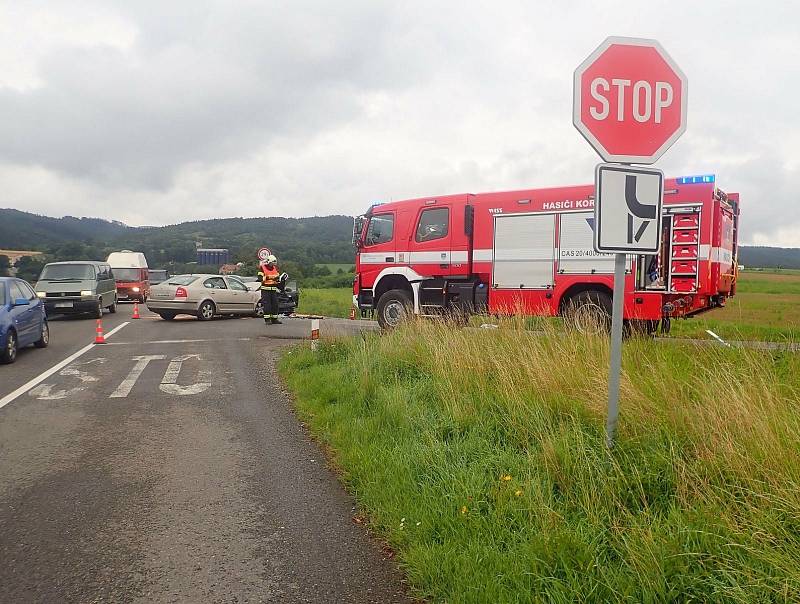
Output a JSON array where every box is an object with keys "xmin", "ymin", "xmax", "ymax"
[
  {"xmin": 363, "ymin": 247, "xmax": 732, "ymax": 265},
  {"xmin": 359, "ymin": 251, "xmax": 469, "ymax": 264}
]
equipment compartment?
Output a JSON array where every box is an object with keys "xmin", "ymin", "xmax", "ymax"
[
  {"xmin": 673, "ymin": 229, "xmax": 699, "ymax": 244},
  {"xmin": 670, "ymin": 260, "xmax": 697, "ymax": 275},
  {"xmin": 671, "ymin": 277, "xmax": 697, "ymax": 292},
  {"xmin": 672, "ymin": 244, "xmax": 698, "ymax": 259},
  {"xmin": 673, "ymin": 214, "xmax": 700, "ymax": 229}
]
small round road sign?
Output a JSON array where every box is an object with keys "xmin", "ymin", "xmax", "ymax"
[
  {"xmin": 257, "ymin": 247, "xmax": 271, "ymax": 261},
  {"xmin": 573, "ymin": 37, "xmax": 687, "ymax": 164}
]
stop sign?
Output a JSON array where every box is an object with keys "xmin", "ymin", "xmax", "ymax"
[{"xmin": 573, "ymin": 37, "xmax": 687, "ymax": 164}]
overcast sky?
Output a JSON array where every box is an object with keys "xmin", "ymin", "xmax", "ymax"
[{"xmin": 1, "ymin": 1, "xmax": 798, "ymax": 246}]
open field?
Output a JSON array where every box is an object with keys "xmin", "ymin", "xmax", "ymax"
[
  {"xmin": 315, "ymin": 263, "xmax": 355, "ymax": 274},
  {"xmin": 670, "ymin": 270, "xmax": 800, "ymax": 341},
  {"xmin": 281, "ymin": 320, "xmax": 800, "ymax": 602},
  {"xmin": 0, "ymin": 249, "xmax": 42, "ymax": 263},
  {"xmin": 297, "ymin": 287, "xmax": 354, "ymax": 318},
  {"xmin": 297, "ymin": 269, "xmax": 800, "ymax": 341}
]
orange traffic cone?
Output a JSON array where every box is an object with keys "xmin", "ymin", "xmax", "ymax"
[
  {"xmin": 94, "ymin": 319, "xmax": 106, "ymax": 344},
  {"xmin": 349, "ymin": 307, "xmax": 356, "ymax": 320},
  {"xmin": 132, "ymin": 301, "xmax": 140, "ymax": 319}
]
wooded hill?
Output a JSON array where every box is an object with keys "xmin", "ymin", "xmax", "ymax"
[
  {"xmin": 0, "ymin": 209, "xmax": 355, "ymax": 267},
  {"xmin": 2, "ymin": 208, "xmax": 799, "ymax": 270}
]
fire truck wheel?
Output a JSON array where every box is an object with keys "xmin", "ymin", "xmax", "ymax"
[
  {"xmin": 564, "ymin": 290, "xmax": 612, "ymax": 334},
  {"xmin": 376, "ymin": 289, "xmax": 412, "ymax": 329}
]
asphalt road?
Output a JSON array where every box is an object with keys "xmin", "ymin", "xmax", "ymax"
[{"xmin": 0, "ymin": 305, "xmax": 408, "ymax": 603}]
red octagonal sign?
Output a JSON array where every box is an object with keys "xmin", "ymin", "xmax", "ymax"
[{"xmin": 573, "ymin": 37, "xmax": 687, "ymax": 164}]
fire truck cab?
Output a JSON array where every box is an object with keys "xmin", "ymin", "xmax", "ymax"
[{"xmin": 353, "ymin": 175, "xmax": 740, "ymax": 332}]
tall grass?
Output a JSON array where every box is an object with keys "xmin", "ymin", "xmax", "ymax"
[{"xmin": 280, "ymin": 319, "xmax": 800, "ymax": 603}]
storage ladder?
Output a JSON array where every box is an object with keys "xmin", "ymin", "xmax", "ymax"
[{"xmin": 668, "ymin": 209, "xmax": 701, "ymax": 293}]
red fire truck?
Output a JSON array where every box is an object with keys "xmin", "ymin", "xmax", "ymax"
[{"xmin": 352, "ymin": 175, "xmax": 740, "ymax": 333}]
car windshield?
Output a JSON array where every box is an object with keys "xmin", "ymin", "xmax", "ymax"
[
  {"xmin": 39, "ymin": 264, "xmax": 95, "ymax": 281},
  {"xmin": 166, "ymin": 275, "xmax": 199, "ymax": 286},
  {"xmin": 113, "ymin": 268, "xmax": 140, "ymax": 281}
]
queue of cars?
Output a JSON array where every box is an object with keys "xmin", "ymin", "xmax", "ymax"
[
  {"xmin": 146, "ymin": 274, "xmax": 300, "ymax": 320},
  {"xmin": 2, "ymin": 252, "xmax": 300, "ymax": 364}
]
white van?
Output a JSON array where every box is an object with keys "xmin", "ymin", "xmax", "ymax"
[{"xmin": 106, "ymin": 250, "xmax": 150, "ymax": 302}]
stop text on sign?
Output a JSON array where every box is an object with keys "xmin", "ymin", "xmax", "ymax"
[
  {"xmin": 573, "ymin": 36, "xmax": 687, "ymax": 164},
  {"xmin": 589, "ymin": 78, "xmax": 673, "ymax": 124}
]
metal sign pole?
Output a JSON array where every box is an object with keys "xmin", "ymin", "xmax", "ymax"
[{"xmin": 606, "ymin": 252, "xmax": 626, "ymax": 447}]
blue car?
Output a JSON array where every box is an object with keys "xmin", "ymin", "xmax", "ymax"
[{"xmin": 1, "ymin": 277, "xmax": 50, "ymax": 364}]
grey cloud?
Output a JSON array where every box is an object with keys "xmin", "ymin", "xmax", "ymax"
[
  {"xmin": 0, "ymin": 1, "xmax": 799, "ymax": 246},
  {"xmin": 0, "ymin": 1, "xmax": 431, "ymax": 188}
]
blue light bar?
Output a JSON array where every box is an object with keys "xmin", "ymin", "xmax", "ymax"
[{"xmin": 676, "ymin": 175, "xmax": 715, "ymax": 185}]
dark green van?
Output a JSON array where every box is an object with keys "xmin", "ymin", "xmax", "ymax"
[{"xmin": 34, "ymin": 261, "xmax": 118, "ymax": 318}]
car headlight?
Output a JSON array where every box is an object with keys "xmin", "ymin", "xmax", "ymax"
[
  {"xmin": 81, "ymin": 290, "xmax": 93, "ymax": 297},
  {"xmin": 37, "ymin": 291, "xmax": 46, "ymax": 298},
  {"xmin": 132, "ymin": 286, "xmax": 140, "ymax": 292}
]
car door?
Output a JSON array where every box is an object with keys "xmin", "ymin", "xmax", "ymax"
[
  {"xmin": 100, "ymin": 265, "xmax": 115, "ymax": 304},
  {"xmin": 203, "ymin": 277, "xmax": 233, "ymax": 311},
  {"xmin": 8, "ymin": 280, "xmax": 35, "ymax": 345},
  {"xmin": 19, "ymin": 280, "xmax": 43, "ymax": 343},
  {"xmin": 225, "ymin": 277, "xmax": 254, "ymax": 314}
]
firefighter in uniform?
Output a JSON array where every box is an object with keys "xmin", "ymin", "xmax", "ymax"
[{"xmin": 258, "ymin": 255, "xmax": 282, "ymax": 325}]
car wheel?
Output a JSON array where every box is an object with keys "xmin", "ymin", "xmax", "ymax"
[
  {"xmin": 197, "ymin": 300, "xmax": 216, "ymax": 321},
  {"xmin": 376, "ymin": 289, "xmax": 413, "ymax": 329},
  {"xmin": 254, "ymin": 300, "xmax": 264, "ymax": 317},
  {"xmin": 158, "ymin": 313, "xmax": 176, "ymax": 321},
  {"xmin": 92, "ymin": 301, "xmax": 103, "ymax": 319},
  {"xmin": 34, "ymin": 321, "xmax": 50, "ymax": 348},
  {"xmin": 1, "ymin": 329, "xmax": 18, "ymax": 364},
  {"xmin": 564, "ymin": 290, "xmax": 612, "ymax": 335},
  {"xmin": 108, "ymin": 299, "xmax": 117, "ymax": 313}
]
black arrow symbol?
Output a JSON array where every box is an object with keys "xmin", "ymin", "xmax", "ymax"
[
  {"xmin": 625, "ymin": 174, "xmax": 655, "ymax": 243},
  {"xmin": 625, "ymin": 174, "xmax": 656, "ymax": 219}
]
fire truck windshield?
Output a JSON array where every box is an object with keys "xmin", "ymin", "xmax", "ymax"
[{"xmin": 364, "ymin": 214, "xmax": 393, "ymax": 246}]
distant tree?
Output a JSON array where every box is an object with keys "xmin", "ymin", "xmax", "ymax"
[
  {"xmin": 15, "ymin": 256, "xmax": 46, "ymax": 282},
  {"xmin": 0, "ymin": 254, "xmax": 10, "ymax": 277}
]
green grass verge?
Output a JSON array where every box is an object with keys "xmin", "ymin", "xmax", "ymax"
[
  {"xmin": 280, "ymin": 322, "xmax": 800, "ymax": 602},
  {"xmin": 297, "ymin": 287, "xmax": 353, "ymax": 317},
  {"xmin": 298, "ymin": 269, "xmax": 800, "ymax": 339},
  {"xmin": 668, "ymin": 293, "xmax": 800, "ymax": 341}
]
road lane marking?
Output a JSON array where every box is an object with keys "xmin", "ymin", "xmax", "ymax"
[
  {"xmin": 109, "ymin": 355, "xmax": 166, "ymax": 398},
  {"xmin": 0, "ymin": 322, "xmax": 130, "ymax": 410},
  {"xmin": 28, "ymin": 358, "xmax": 106, "ymax": 400},
  {"xmin": 159, "ymin": 354, "xmax": 211, "ymax": 395}
]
